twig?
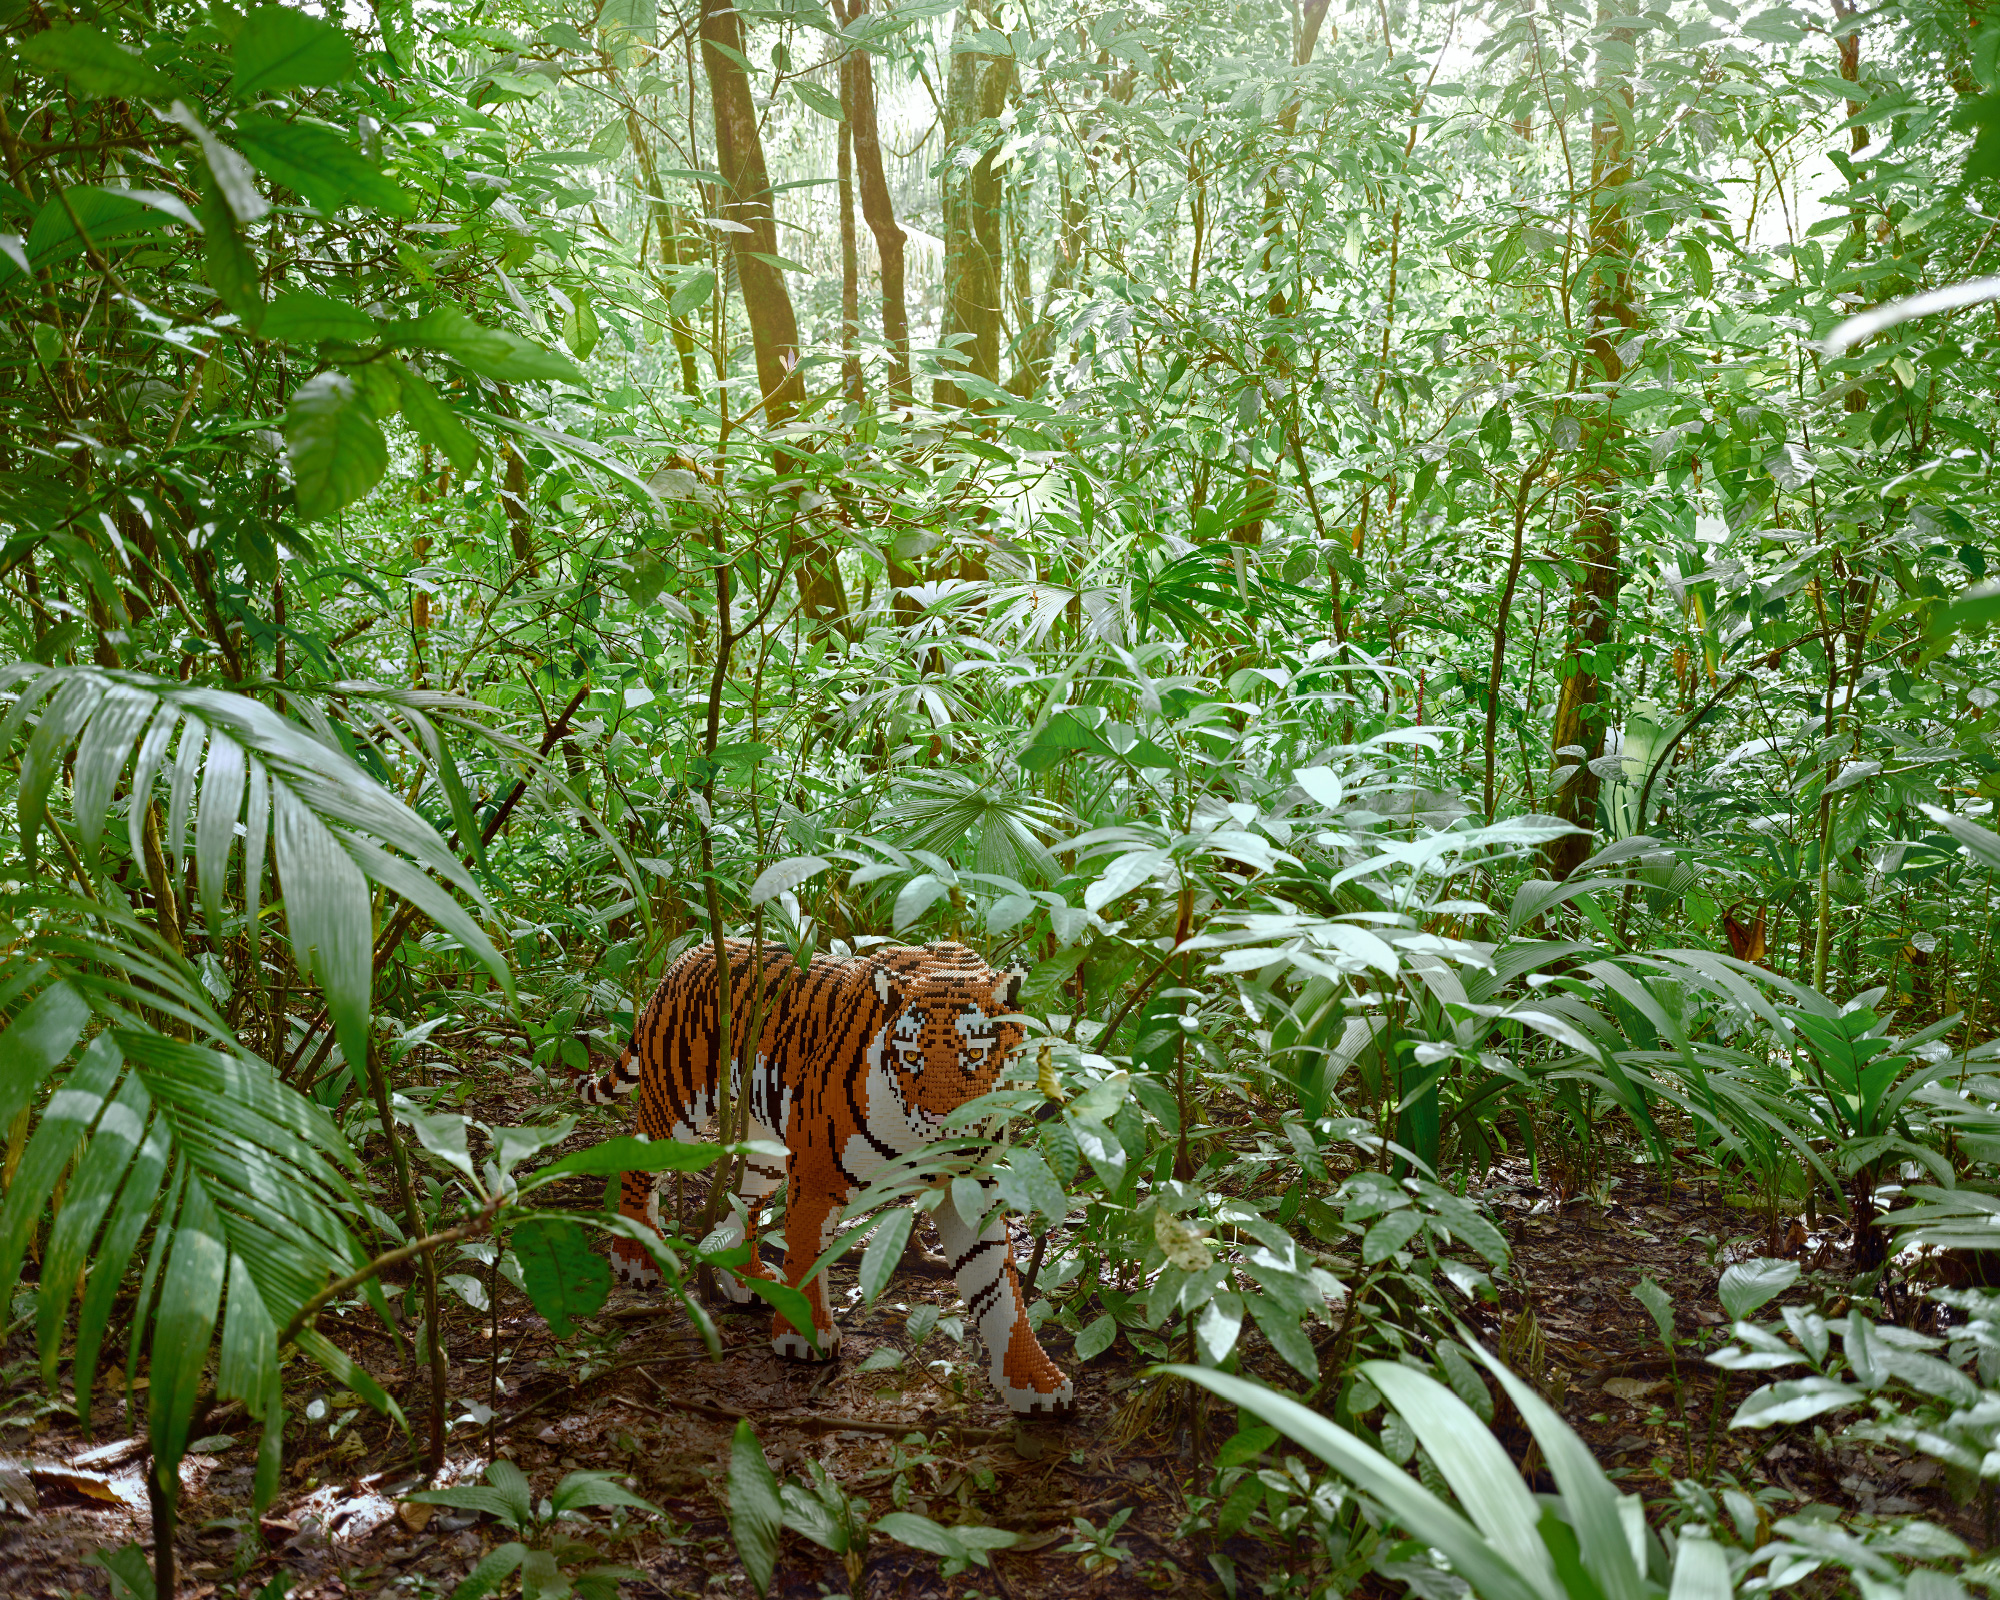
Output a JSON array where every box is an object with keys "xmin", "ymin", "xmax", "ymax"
[
  {"xmin": 281, "ymin": 682, "xmax": 594, "ymax": 1081},
  {"xmin": 277, "ymin": 1203, "xmax": 500, "ymax": 1352}
]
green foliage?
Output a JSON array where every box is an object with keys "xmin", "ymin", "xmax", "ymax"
[
  {"xmin": 511, "ymin": 1217, "xmax": 613, "ymax": 1337},
  {"xmin": 409, "ymin": 1458, "xmax": 656, "ymax": 1600},
  {"xmin": 3, "ymin": 0, "xmax": 1998, "ymax": 1591}
]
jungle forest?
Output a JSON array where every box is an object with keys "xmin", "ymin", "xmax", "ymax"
[{"xmin": 4, "ymin": 0, "xmax": 2000, "ymax": 1593}]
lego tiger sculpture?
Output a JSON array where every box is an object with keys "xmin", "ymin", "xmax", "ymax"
[{"xmin": 580, "ymin": 938, "xmax": 1073, "ymax": 1416}]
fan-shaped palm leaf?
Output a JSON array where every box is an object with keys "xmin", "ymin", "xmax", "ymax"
[{"xmin": 882, "ymin": 771, "xmax": 1070, "ymax": 883}]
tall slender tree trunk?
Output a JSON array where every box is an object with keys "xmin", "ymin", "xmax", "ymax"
[
  {"xmin": 935, "ymin": 0, "xmax": 1015, "ymax": 410},
  {"xmin": 837, "ymin": 1, "xmax": 912, "ymax": 399},
  {"xmin": 838, "ymin": 116, "xmax": 862, "ymax": 403},
  {"xmin": 1262, "ymin": 0, "xmax": 1334, "ymax": 316},
  {"xmin": 1544, "ymin": 4, "xmax": 1638, "ymax": 880},
  {"xmin": 624, "ymin": 102, "xmax": 705, "ymax": 399},
  {"xmin": 697, "ymin": 0, "xmax": 848, "ymax": 628},
  {"xmin": 1236, "ymin": 0, "xmax": 1334, "ymax": 547}
]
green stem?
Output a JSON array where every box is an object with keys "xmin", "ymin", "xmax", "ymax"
[{"xmin": 366, "ymin": 1039, "xmax": 449, "ymax": 1474}]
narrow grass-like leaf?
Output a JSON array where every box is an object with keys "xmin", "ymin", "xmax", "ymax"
[
  {"xmin": 1160, "ymin": 1365, "xmax": 1548, "ymax": 1600},
  {"xmin": 0, "ymin": 1034, "xmax": 122, "ymax": 1316},
  {"xmin": 196, "ymin": 730, "xmax": 247, "ymax": 941},
  {"xmin": 272, "ymin": 777, "xmax": 373, "ymax": 1075},
  {"xmin": 74, "ymin": 1113, "xmax": 171, "ymax": 1421},
  {"xmin": 0, "ymin": 980, "xmax": 88, "ymax": 1128},
  {"xmin": 1362, "ymin": 1360, "xmax": 1556, "ymax": 1596},
  {"xmin": 1465, "ymin": 1339, "xmax": 1644, "ymax": 1600},
  {"xmin": 149, "ymin": 1180, "xmax": 228, "ymax": 1474},
  {"xmin": 38, "ymin": 1071, "xmax": 149, "ymax": 1382},
  {"xmin": 70, "ymin": 682, "xmax": 154, "ymax": 859}
]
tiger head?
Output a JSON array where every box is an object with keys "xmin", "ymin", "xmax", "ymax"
[{"xmin": 872, "ymin": 943, "xmax": 1029, "ymax": 1138}]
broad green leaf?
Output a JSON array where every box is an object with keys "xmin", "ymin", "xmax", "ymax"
[
  {"xmin": 392, "ymin": 306, "xmax": 584, "ymax": 383},
  {"xmin": 778, "ymin": 1482, "xmax": 850, "ymax": 1551},
  {"xmin": 859, "ymin": 1208, "xmax": 913, "ymax": 1305},
  {"xmin": 18, "ymin": 25, "xmax": 167, "ymax": 98},
  {"xmin": 748, "ymin": 854, "xmax": 831, "ymax": 905},
  {"xmin": 285, "ymin": 372, "xmax": 389, "ymax": 520},
  {"xmin": 1195, "ymin": 1290, "xmax": 1243, "ymax": 1365},
  {"xmin": 512, "ymin": 1217, "xmax": 612, "ymax": 1338},
  {"xmin": 669, "ymin": 269, "xmax": 716, "ymax": 318},
  {"xmin": 793, "ymin": 81, "xmax": 845, "ymax": 120},
  {"xmin": 1215, "ymin": 1422, "xmax": 1277, "ymax": 1469},
  {"xmin": 728, "ymin": 1420, "xmax": 783, "ymax": 1598},
  {"xmin": 1681, "ymin": 234, "xmax": 1714, "ymax": 297},
  {"xmin": 598, "ymin": 0, "xmax": 655, "ymax": 42},
  {"xmin": 893, "ymin": 872, "xmax": 947, "ymax": 930},
  {"xmin": 549, "ymin": 1469, "xmax": 660, "ymax": 1516},
  {"xmin": 530, "ymin": 1136, "xmax": 725, "ymax": 1184},
  {"xmin": 1717, "ymin": 1257, "xmax": 1798, "ymax": 1322},
  {"xmin": 561, "ymin": 294, "xmax": 601, "ymax": 360},
  {"xmin": 231, "ymin": 5, "xmax": 357, "ymax": 96},
  {"xmin": 875, "ymin": 1511, "xmax": 972, "ymax": 1562},
  {"xmin": 197, "ymin": 179, "xmax": 263, "ymax": 320},
  {"xmin": 1, "ymin": 187, "xmax": 172, "ymax": 285},
  {"xmin": 734, "ymin": 1274, "xmax": 820, "ymax": 1350},
  {"xmin": 450, "ymin": 1541, "xmax": 527, "ymax": 1600},
  {"xmin": 234, "ymin": 114, "xmax": 413, "ymax": 216},
  {"xmin": 994, "ymin": 1150, "xmax": 1067, "ymax": 1225},
  {"xmin": 92, "ymin": 1545, "xmax": 156, "ymax": 1600},
  {"xmin": 391, "ymin": 361, "xmax": 481, "ymax": 474},
  {"xmin": 1730, "ymin": 1376, "xmax": 1865, "ymax": 1427},
  {"xmin": 1075, "ymin": 1312, "xmax": 1117, "ymax": 1360},
  {"xmin": 1633, "ymin": 1276, "xmax": 1676, "ymax": 1350},
  {"xmin": 1362, "ymin": 1207, "xmax": 1424, "ymax": 1263},
  {"xmin": 261, "ymin": 290, "xmax": 377, "ymax": 346}
]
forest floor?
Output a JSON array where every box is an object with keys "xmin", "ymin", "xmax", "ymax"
[{"xmin": 2, "ymin": 1062, "xmax": 1985, "ymax": 1600}]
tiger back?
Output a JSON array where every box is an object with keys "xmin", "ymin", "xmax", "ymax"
[{"xmin": 580, "ymin": 938, "xmax": 1074, "ymax": 1416}]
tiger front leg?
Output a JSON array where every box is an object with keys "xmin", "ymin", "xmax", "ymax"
[
  {"xmin": 609, "ymin": 1171, "xmax": 666, "ymax": 1288},
  {"xmin": 771, "ymin": 1179, "xmax": 844, "ymax": 1362},
  {"xmin": 934, "ymin": 1182, "xmax": 1074, "ymax": 1417}
]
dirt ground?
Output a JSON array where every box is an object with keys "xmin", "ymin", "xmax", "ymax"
[{"xmin": 1, "ymin": 1095, "xmax": 1983, "ymax": 1599}]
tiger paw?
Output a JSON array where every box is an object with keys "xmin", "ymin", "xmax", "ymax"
[
  {"xmin": 771, "ymin": 1322, "xmax": 841, "ymax": 1363},
  {"xmin": 609, "ymin": 1238, "xmax": 663, "ymax": 1289},
  {"xmin": 997, "ymin": 1366, "xmax": 1074, "ymax": 1416}
]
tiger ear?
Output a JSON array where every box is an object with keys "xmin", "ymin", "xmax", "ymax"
[
  {"xmin": 874, "ymin": 968, "xmax": 902, "ymax": 1010},
  {"xmin": 995, "ymin": 967, "xmax": 1028, "ymax": 1008}
]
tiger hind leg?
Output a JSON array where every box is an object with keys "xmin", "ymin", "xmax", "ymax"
[{"xmin": 934, "ymin": 1181, "xmax": 1073, "ymax": 1417}]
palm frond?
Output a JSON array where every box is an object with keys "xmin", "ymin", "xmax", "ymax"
[{"xmin": 1, "ymin": 663, "xmax": 512, "ymax": 1066}]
